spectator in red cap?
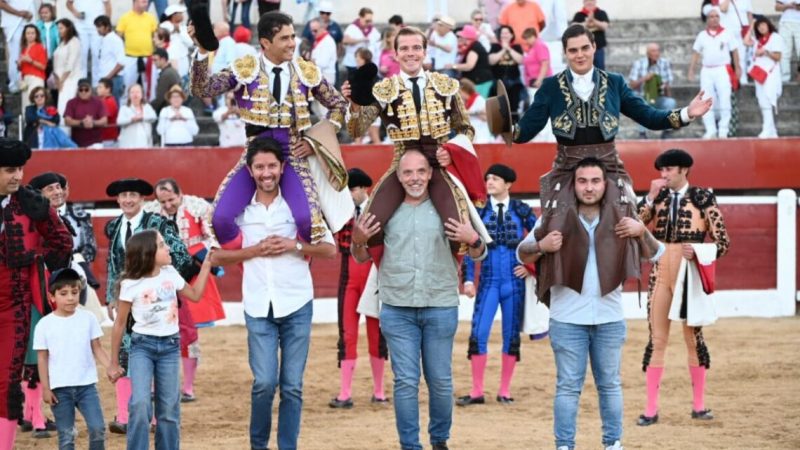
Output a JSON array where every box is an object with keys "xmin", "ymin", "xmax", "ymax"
[{"xmin": 447, "ymin": 25, "xmax": 493, "ymax": 97}]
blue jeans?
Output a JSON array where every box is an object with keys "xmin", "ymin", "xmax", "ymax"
[
  {"xmin": 229, "ymin": 0, "xmax": 253, "ymax": 29},
  {"xmin": 51, "ymin": 384, "xmax": 105, "ymax": 450},
  {"xmin": 594, "ymin": 47, "xmax": 606, "ymax": 70},
  {"xmin": 637, "ymin": 96, "xmax": 678, "ymax": 135},
  {"xmin": 110, "ymin": 75, "xmax": 124, "ymax": 105},
  {"xmin": 128, "ymin": 332, "xmax": 181, "ymax": 450},
  {"xmin": 549, "ymin": 319, "xmax": 627, "ymax": 450},
  {"xmin": 149, "ymin": 0, "xmax": 167, "ymax": 19},
  {"xmin": 245, "ymin": 301, "xmax": 313, "ymax": 450},
  {"xmin": 380, "ymin": 304, "xmax": 458, "ymax": 450}
]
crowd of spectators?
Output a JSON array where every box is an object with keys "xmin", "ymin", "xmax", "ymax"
[{"xmin": 0, "ymin": 0, "xmax": 799, "ymax": 148}]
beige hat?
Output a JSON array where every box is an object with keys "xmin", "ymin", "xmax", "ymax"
[
  {"xmin": 437, "ymin": 16, "xmax": 456, "ymax": 29},
  {"xmin": 165, "ymin": 84, "xmax": 186, "ymax": 101}
]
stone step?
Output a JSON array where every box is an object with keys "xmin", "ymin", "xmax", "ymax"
[{"xmin": 605, "ymin": 16, "xmax": 783, "ymax": 40}]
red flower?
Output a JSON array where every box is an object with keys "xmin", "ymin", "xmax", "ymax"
[{"xmin": 45, "ymin": 106, "xmax": 57, "ymax": 116}]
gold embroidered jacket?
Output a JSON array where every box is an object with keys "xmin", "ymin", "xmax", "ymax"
[
  {"xmin": 347, "ymin": 72, "xmax": 474, "ymax": 157},
  {"xmin": 638, "ymin": 186, "xmax": 730, "ymax": 258}
]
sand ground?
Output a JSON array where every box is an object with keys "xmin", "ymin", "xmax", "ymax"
[{"xmin": 15, "ymin": 317, "xmax": 800, "ymax": 449}]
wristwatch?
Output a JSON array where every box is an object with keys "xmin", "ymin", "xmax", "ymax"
[{"xmin": 295, "ymin": 241, "xmax": 303, "ymax": 252}]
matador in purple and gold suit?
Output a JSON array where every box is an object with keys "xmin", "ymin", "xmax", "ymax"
[{"xmin": 190, "ymin": 52, "xmax": 352, "ymax": 248}]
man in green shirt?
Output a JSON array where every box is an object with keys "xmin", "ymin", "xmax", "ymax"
[{"xmin": 352, "ymin": 149, "xmax": 486, "ymax": 450}]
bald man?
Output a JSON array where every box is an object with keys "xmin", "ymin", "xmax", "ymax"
[
  {"xmin": 628, "ymin": 43, "xmax": 677, "ymax": 139},
  {"xmin": 211, "ymin": 21, "xmax": 236, "ymax": 74}
]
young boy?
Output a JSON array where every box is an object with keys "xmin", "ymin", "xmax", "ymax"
[
  {"xmin": 34, "ymin": 268, "xmax": 114, "ymax": 449},
  {"xmin": 97, "ymin": 78, "xmax": 120, "ymax": 147}
]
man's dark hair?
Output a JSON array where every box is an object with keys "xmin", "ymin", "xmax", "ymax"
[
  {"xmin": 561, "ymin": 24, "xmax": 595, "ymax": 49},
  {"xmin": 394, "ymin": 26, "xmax": 428, "ymax": 51},
  {"xmin": 246, "ymin": 137, "xmax": 284, "ymax": 167},
  {"xmin": 574, "ymin": 157, "xmax": 607, "ymax": 178},
  {"xmin": 358, "ymin": 7, "xmax": 373, "ymax": 17},
  {"xmin": 153, "ymin": 48, "xmax": 169, "ymax": 61},
  {"xmin": 98, "ymin": 78, "xmax": 113, "ymax": 90},
  {"xmin": 94, "ymin": 15, "xmax": 112, "ymax": 28},
  {"xmin": 258, "ymin": 12, "xmax": 294, "ymax": 42},
  {"xmin": 155, "ymin": 178, "xmax": 181, "ymax": 195},
  {"xmin": 388, "ymin": 15, "xmax": 404, "ymax": 26}
]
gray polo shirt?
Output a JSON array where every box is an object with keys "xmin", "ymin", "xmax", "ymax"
[{"xmin": 378, "ymin": 198, "xmax": 460, "ymax": 308}]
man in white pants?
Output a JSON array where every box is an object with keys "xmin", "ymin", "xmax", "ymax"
[
  {"xmin": 537, "ymin": 0, "xmax": 569, "ymax": 74},
  {"xmin": 688, "ymin": 7, "xmax": 740, "ymax": 139},
  {"xmin": 0, "ymin": 0, "xmax": 35, "ymax": 92},
  {"xmin": 777, "ymin": 0, "xmax": 800, "ymax": 82},
  {"xmin": 719, "ymin": 0, "xmax": 752, "ymax": 85},
  {"xmin": 67, "ymin": 0, "xmax": 111, "ymax": 84}
]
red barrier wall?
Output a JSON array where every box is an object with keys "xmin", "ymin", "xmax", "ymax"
[{"xmin": 25, "ymin": 138, "xmax": 800, "ymax": 202}]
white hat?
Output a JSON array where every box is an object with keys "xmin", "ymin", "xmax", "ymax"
[
  {"xmin": 318, "ymin": 1, "xmax": 334, "ymax": 13},
  {"xmin": 164, "ymin": 4, "xmax": 187, "ymax": 17}
]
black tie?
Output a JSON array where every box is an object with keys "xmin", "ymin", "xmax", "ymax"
[
  {"xmin": 272, "ymin": 67, "xmax": 283, "ymax": 103},
  {"xmin": 496, "ymin": 203, "xmax": 505, "ymax": 230},
  {"xmin": 355, "ymin": 204, "xmax": 361, "ymax": 218},
  {"xmin": 125, "ymin": 221, "xmax": 132, "ymax": 243},
  {"xmin": 409, "ymin": 76, "xmax": 422, "ymax": 113},
  {"xmin": 670, "ymin": 192, "xmax": 680, "ymax": 235}
]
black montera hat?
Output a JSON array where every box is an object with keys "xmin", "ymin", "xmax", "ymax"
[
  {"xmin": 655, "ymin": 149, "xmax": 694, "ymax": 169},
  {"xmin": 485, "ymin": 164, "xmax": 517, "ymax": 183},
  {"xmin": 0, "ymin": 139, "xmax": 32, "ymax": 167},
  {"xmin": 29, "ymin": 172, "xmax": 65, "ymax": 190},
  {"xmin": 106, "ymin": 178, "xmax": 154, "ymax": 197},
  {"xmin": 347, "ymin": 168, "xmax": 373, "ymax": 188}
]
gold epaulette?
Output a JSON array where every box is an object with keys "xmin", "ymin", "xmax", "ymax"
[
  {"xmin": 182, "ymin": 195, "xmax": 211, "ymax": 221},
  {"xmin": 372, "ymin": 75, "xmax": 401, "ymax": 104},
  {"xmin": 427, "ymin": 71, "xmax": 459, "ymax": 97},
  {"xmin": 230, "ymin": 54, "xmax": 259, "ymax": 84},
  {"xmin": 294, "ymin": 57, "xmax": 322, "ymax": 88}
]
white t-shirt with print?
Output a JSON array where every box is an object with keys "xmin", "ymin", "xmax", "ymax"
[
  {"xmin": 693, "ymin": 29, "xmax": 736, "ymax": 67},
  {"xmin": 119, "ymin": 265, "xmax": 186, "ymax": 337},
  {"xmin": 33, "ymin": 309, "xmax": 102, "ymax": 389}
]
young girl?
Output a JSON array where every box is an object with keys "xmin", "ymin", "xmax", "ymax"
[{"xmin": 108, "ymin": 230, "xmax": 212, "ymax": 449}]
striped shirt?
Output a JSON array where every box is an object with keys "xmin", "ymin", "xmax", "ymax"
[{"xmin": 628, "ymin": 57, "xmax": 674, "ymax": 96}]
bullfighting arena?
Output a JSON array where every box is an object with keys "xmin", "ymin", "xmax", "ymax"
[{"xmin": 14, "ymin": 316, "xmax": 800, "ymax": 449}]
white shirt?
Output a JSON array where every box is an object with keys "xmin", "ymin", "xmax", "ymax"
[
  {"xmin": 213, "ymin": 105, "xmax": 247, "ymax": 147},
  {"xmin": 33, "ymin": 309, "xmax": 102, "ymax": 389},
  {"xmin": 119, "ymin": 265, "xmax": 186, "ymax": 336},
  {"xmin": 98, "ymin": 32, "xmax": 125, "ymax": 79},
  {"xmin": 117, "ymin": 104, "xmax": 157, "ymax": 148},
  {"xmin": 752, "ymin": 33, "xmax": 785, "ymax": 71},
  {"xmin": 119, "ymin": 209, "xmax": 144, "ymax": 242},
  {"xmin": 343, "ymin": 23, "xmax": 380, "ymax": 68},
  {"xmin": 157, "ymin": 105, "xmax": 199, "ymax": 145},
  {"xmin": 235, "ymin": 190, "xmax": 334, "ymax": 319},
  {"xmin": 162, "ymin": 23, "xmax": 193, "ymax": 77},
  {"xmin": 778, "ymin": 0, "xmax": 800, "ymax": 23},
  {"xmin": 397, "ymin": 69, "xmax": 427, "ymax": 108},
  {"xmin": 212, "ymin": 36, "xmax": 236, "ymax": 74},
  {"xmin": 570, "ymin": 67, "xmax": 595, "ymax": 102},
  {"xmin": 429, "ymin": 31, "xmax": 458, "ymax": 70},
  {"xmin": 490, "ymin": 195, "xmax": 511, "ymax": 215},
  {"xmin": 70, "ymin": 0, "xmax": 109, "ymax": 24},
  {"xmin": 538, "ymin": 0, "xmax": 569, "ymax": 42},
  {"xmin": 693, "ymin": 28, "xmax": 736, "ymax": 67},
  {"xmin": 720, "ymin": 0, "xmax": 752, "ymax": 36},
  {"xmin": 1, "ymin": 0, "xmax": 34, "ymax": 29},
  {"xmin": 311, "ymin": 33, "xmax": 337, "ymax": 84},
  {"xmin": 261, "ymin": 55, "xmax": 291, "ymax": 104},
  {"xmin": 477, "ymin": 22, "xmax": 495, "ymax": 52}
]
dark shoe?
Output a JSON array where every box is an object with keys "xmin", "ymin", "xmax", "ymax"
[
  {"xmin": 328, "ymin": 397, "xmax": 353, "ymax": 409},
  {"xmin": 432, "ymin": 442, "xmax": 449, "ymax": 450},
  {"xmin": 638, "ymin": 131, "xmax": 648, "ymax": 139},
  {"xmin": 637, "ymin": 413, "xmax": 659, "ymax": 426},
  {"xmin": 370, "ymin": 395, "xmax": 390, "ymax": 404},
  {"xmin": 18, "ymin": 419, "xmax": 32, "ymax": 432},
  {"xmin": 109, "ymin": 418, "xmax": 127, "ymax": 434},
  {"xmin": 456, "ymin": 395, "xmax": 485, "ymax": 406},
  {"xmin": 691, "ymin": 409, "xmax": 714, "ymax": 420},
  {"xmin": 32, "ymin": 429, "xmax": 52, "ymax": 438},
  {"xmin": 45, "ymin": 418, "xmax": 57, "ymax": 431},
  {"xmin": 496, "ymin": 395, "xmax": 515, "ymax": 404},
  {"xmin": 181, "ymin": 393, "xmax": 197, "ymax": 403}
]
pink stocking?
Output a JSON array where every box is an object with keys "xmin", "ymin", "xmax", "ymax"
[
  {"xmin": 369, "ymin": 356, "xmax": 386, "ymax": 400},
  {"xmin": 337, "ymin": 359, "xmax": 356, "ymax": 401},
  {"xmin": 22, "ymin": 382, "xmax": 32, "ymax": 422},
  {"xmin": 182, "ymin": 357, "xmax": 198, "ymax": 396},
  {"xmin": 689, "ymin": 365, "xmax": 707, "ymax": 412},
  {"xmin": 116, "ymin": 376, "xmax": 132, "ymax": 424},
  {"xmin": 469, "ymin": 354, "xmax": 488, "ymax": 398},
  {"xmin": 0, "ymin": 418, "xmax": 18, "ymax": 449},
  {"xmin": 27, "ymin": 384, "xmax": 45, "ymax": 429},
  {"xmin": 645, "ymin": 366, "xmax": 664, "ymax": 417},
  {"xmin": 498, "ymin": 353, "xmax": 517, "ymax": 399}
]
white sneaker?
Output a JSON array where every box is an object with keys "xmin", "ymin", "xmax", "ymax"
[
  {"xmin": 702, "ymin": 131, "xmax": 716, "ymax": 140},
  {"xmin": 557, "ymin": 447, "xmax": 569, "ymax": 450},
  {"xmin": 605, "ymin": 441, "xmax": 624, "ymax": 450}
]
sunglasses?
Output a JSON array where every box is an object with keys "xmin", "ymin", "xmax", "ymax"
[
  {"xmin": 319, "ymin": 11, "xmax": 331, "ymax": 15},
  {"xmin": 79, "ymin": 87, "xmax": 91, "ymax": 92},
  {"xmin": 310, "ymin": 28, "xmax": 319, "ymax": 33},
  {"xmin": 34, "ymin": 93, "xmax": 45, "ymax": 98},
  {"xmin": 473, "ymin": 17, "xmax": 484, "ymax": 22}
]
